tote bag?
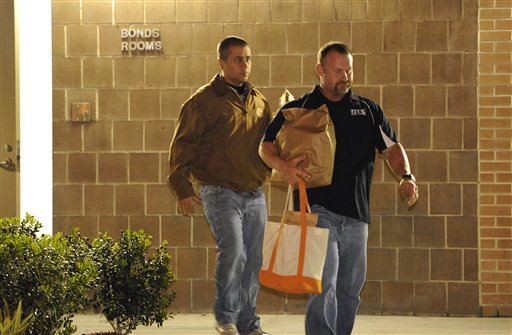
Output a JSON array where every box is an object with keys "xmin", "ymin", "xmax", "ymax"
[
  {"xmin": 271, "ymin": 101, "xmax": 336, "ymax": 188},
  {"xmin": 259, "ymin": 178, "xmax": 329, "ymax": 294}
]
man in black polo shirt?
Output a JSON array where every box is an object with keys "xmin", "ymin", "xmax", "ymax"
[{"xmin": 259, "ymin": 42, "xmax": 419, "ymax": 335}]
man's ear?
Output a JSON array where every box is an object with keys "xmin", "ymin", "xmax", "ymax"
[
  {"xmin": 315, "ymin": 63, "xmax": 324, "ymax": 77},
  {"xmin": 217, "ymin": 58, "xmax": 225, "ymax": 71}
]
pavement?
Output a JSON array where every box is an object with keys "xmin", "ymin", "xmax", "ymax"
[{"xmin": 74, "ymin": 313, "xmax": 512, "ymax": 335}]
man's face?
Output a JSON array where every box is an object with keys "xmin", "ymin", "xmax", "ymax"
[
  {"xmin": 218, "ymin": 45, "xmax": 251, "ymax": 86},
  {"xmin": 316, "ymin": 51, "xmax": 353, "ymax": 100}
]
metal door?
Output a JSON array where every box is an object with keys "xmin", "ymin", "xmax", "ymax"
[{"xmin": 0, "ymin": 0, "xmax": 19, "ymax": 217}]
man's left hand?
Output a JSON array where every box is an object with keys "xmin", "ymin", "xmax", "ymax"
[{"xmin": 399, "ymin": 179, "xmax": 419, "ymax": 206}]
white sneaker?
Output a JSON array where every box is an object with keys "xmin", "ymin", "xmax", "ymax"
[{"xmin": 215, "ymin": 323, "xmax": 239, "ymax": 335}]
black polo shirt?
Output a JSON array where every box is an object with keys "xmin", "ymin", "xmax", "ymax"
[{"xmin": 262, "ymin": 86, "xmax": 398, "ymax": 223}]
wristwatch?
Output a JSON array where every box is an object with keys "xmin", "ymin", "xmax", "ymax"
[{"xmin": 401, "ymin": 174, "xmax": 416, "ymax": 182}]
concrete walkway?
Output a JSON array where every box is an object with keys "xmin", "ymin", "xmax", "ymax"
[{"xmin": 74, "ymin": 313, "xmax": 512, "ymax": 335}]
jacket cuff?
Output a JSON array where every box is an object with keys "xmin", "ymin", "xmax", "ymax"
[{"xmin": 168, "ymin": 176, "xmax": 196, "ymax": 201}]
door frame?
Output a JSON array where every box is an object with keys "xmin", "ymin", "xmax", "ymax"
[{"xmin": 15, "ymin": 0, "xmax": 53, "ymax": 234}]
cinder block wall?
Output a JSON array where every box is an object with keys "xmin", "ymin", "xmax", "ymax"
[{"xmin": 51, "ymin": 0, "xmax": 511, "ymax": 316}]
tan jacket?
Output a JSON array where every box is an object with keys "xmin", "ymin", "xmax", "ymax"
[{"xmin": 168, "ymin": 74, "xmax": 272, "ymax": 200}]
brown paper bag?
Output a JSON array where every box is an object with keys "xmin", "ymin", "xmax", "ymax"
[
  {"xmin": 271, "ymin": 103, "xmax": 336, "ymax": 188},
  {"xmin": 283, "ymin": 183, "xmax": 318, "ymax": 227}
]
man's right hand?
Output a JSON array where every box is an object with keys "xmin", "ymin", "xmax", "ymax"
[
  {"xmin": 278, "ymin": 154, "xmax": 312, "ymax": 186},
  {"xmin": 177, "ymin": 196, "xmax": 202, "ymax": 215},
  {"xmin": 259, "ymin": 142, "xmax": 312, "ymax": 186}
]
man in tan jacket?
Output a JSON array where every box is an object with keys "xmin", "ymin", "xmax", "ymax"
[{"xmin": 168, "ymin": 36, "xmax": 271, "ymax": 335}]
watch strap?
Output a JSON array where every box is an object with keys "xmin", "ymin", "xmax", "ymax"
[{"xmin": 401, "ymin": 174, "xmax": 416, "ymax": 182}]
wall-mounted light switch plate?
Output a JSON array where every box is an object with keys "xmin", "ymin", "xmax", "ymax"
[{"xmin": 71, "ymin": 102, "xmax": 92, "ymax": 122}]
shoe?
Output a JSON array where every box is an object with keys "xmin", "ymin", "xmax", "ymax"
[
  {"xmin": 215, "ymin": 322, "xmax": 239, "ymax": 335},
  {"xmin": 244, "ymin": 329, "xmax": 270, "ymax": 335}
]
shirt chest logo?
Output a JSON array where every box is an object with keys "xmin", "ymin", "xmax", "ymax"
[{"xmin": 351, "ymin": 109, "xmax": 366, "ymax": 116}]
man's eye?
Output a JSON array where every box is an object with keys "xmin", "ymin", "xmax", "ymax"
[{"xmin": 235, "ymin": 57, "xmax": 250, "ymax": 64}]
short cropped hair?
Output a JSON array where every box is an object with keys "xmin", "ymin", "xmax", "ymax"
[
  {"xmin": 317, "ymin": 41, "xmax": 352, "ymax": 66},
  {"xmin": 217, "ymin": 36, "xmax": 249, "ymax": 60}
]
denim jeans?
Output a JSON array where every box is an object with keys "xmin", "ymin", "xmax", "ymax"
[
  {"xmin": 305, "ymin": 205, "xmax": 368, "ymax": 335},
  {"xmin": 200, "ymin": 185, "xmax": 267, "ymax": 334}
]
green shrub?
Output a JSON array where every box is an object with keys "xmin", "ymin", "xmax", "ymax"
[
  {"xmin": 0, "ymin": 215, "xmax": 99, "ymax": 335},
  {"xmin": 0, "ymin": 217, "xmax": 176, "ymax": 335},
  {"xmin": 0, "ymin": 214, "xmax": 40, "ymax": 236},
  {"xmin": 0, "ymin": 301, "xmax": 33, "ymax": 335},
  {"xmin": 92, "ymin": 230, "xmax": 176, "ymax": 335}
]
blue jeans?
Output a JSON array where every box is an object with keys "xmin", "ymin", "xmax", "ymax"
[
  {"xmin": 200, "ymin": 185, "xmax": 267, "ymax": 334},
  {"xmin": 305, "ymin": 205, "xmax": 368, "ymax": 335}
]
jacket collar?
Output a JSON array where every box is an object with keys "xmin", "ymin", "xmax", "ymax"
[{"xmin": 211, "ymin": 74, "xmax": 254, "ymax": 97}]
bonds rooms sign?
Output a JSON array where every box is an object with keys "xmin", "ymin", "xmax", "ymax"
[{"xmin": 121, "ymin": 28, "xmax": 162, "ymax": 55}]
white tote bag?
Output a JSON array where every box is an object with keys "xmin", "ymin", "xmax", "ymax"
[{"xmin": 259, "ymin": 179, "xmax": 329, "ymax": 294}]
